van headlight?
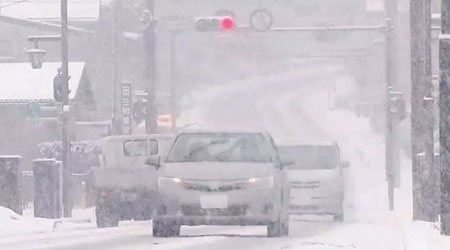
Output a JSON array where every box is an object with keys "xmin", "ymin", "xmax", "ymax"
[
  {"xmin": 158, "ymin": 176, "xmax": 182, "ymax": 188},
  {"xmin": 247, "ymin": 176, "xmax": 274, "ymax": 188}
]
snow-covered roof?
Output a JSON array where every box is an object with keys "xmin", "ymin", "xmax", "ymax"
[
  {"xmin": 102, "ymin": 134, "xmax": 175, "ymax": 142},
  {"xmin": 276, "ymin": 139, "xmax": 338, "ymax": 147},
  {"xmin": 0, "ymin": 155, "xmax": 22, "ymax": 159},
  {"xmin": 0, "ymin": 62, "xmax": 85, "ymax": 102},
  {"xmin": 0, "ymin": 0, "xmax": 100, "ymax": 21}
]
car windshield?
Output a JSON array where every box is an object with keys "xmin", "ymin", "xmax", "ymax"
[
  {"xmin": 167, "ymin": 133, "xmax": 272, "ymax": 163},
  {"xmin": 123, "ymin": 139, "xmax": 158, "ymax": 156},
  {"xmin": 279, "ymin": 145, "xmax": 339, "ymax": 169}
]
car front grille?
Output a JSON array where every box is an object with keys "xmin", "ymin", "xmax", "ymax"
[
  {"xmin": 182, "ymin": 182, "xmax": 245, "ymax": 192},
  {"xmin": 290, "ymin": 181, "xmax": 320, "ymax": 189},
  {"xmin": 290, "ymin": 204, "xmax": 320, "ymax": 210},
  {"xmin": 180, "ymin": 205, "xmax": 248, "ymax": 216}
]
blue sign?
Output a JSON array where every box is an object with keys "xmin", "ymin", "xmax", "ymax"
[{"xmin": 26, "ymin": 102, "xmax": 41, "ymax": 119}]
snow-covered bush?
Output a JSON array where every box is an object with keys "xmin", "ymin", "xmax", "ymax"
[{"xmin": 38, "ymin": 141, "xmax": 101, "ymax": 173}]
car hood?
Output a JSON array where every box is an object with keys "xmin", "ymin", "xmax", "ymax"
[
  {"xmin": 162, "ymin": 162, "xmax": 274, "ymax": 180},
  {"xmin": 287, "ymin": 168, "xmax": 339, "ymax": 182}
]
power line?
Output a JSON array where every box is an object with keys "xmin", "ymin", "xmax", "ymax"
[
  {"xmin": 0, "ymin": 0, "xmax": 29, "ymax": 9},
  {"xmin": 0, "ymin": 0, "xmax": 102, "ymax": 2},
  {"xmin": 0, "ymin": 0, "xmax": 113, "ymax": 10},
  {"xmin": 0, "ymin": 0, "xmax": 109, "ymax": 7}
]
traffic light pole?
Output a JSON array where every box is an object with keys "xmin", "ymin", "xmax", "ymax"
[
  {"xmin": 61, "ymin": 0, "xmax": 71, "ymax": 217},
  {"xmin": 384, "ymin": 0, "xmax": 398, "ymax": 211},
  {"xmin": 440, "ymin": 0, "xmax": 450, "ymax": 235},
  {"xmin": 169, "ymin": 30, "xmax": 182, "ymax": 132},
  {"xmin": 144, "ymin": 0, "xmax": 157, "ymax": 133},
  {"xmin": 111, "ymin": 1, "xmax": 119, "ymax": 134}
]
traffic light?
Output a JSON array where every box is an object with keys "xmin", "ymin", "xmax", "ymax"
[
  {"xmin": 133, "ymin": 100, "xmax": 148, "ymax": 124},
  {"xmin": 389, "ymin": 90, "xmax": 406, "ymax": 121},
  {"xmin": 53, "ymin": 70, "xmax": 69, "ymax": 103},
  {"xmin": 53, "ymin": 72, "xmax": 63, "ymax": 102},
  {"xmin": 195, "ymin": 16, "xmax": 235, "ymax": 32},
  {"xmin": 394, "ymin": 99, "xmax": 406, "ymax": 121}
]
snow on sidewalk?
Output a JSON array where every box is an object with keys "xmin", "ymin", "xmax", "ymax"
[
  {"xmin": 0, "ymin": 206, "xmax": 55, "ymax": 237},
  {"xmin": 296, "ymin": 82, "xmax": 411, "ymax": 248},
  {"xmin": 0, "ymin": 206, "xmax": 95, "ymax": 245},
  {"xmin": 400, "ymin": 220, "xmax": 450, "ymax": 250},
  {"xmin": 302, "ymin": 87, "xmax": 394, "ymax": 221},
  {"xmin": 298, "ymin": 82, "xmax": 450, "ymax": 250}
]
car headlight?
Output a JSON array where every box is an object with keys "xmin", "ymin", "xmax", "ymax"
[
  {"xmin": 158, "ymin": 176, "xmax": 182, "ymax": 188},
  {"xmin": 247, "ymin": 176, "xmax": 274, "ymax": 188}
]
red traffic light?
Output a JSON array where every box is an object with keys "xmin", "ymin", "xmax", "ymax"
[
  {"xmin": 195, "ymin": 16, "xmax": 235, "ymax": 32},
  {"xmin": 221, "ymin": 17, "xmax": 234, "ymax": 31}
]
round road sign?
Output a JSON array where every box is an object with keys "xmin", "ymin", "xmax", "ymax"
[{"xmin": 249, "ymin": 9, "xmax": 273, "ymax": 32}]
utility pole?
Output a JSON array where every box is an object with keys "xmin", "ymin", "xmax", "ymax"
[
  {"xmin": 61, "ymin": 0, "xmax": 71, "ymax": 217},
  {"xmin": 144, "ymin": 0, "xmax": 157, "ymax": 133},
  {"xmin": 169, "ymin": 30, "xmax": 181, "ymax": 132},
  {"xmin": 111, "ymin": 0, "xmax": 120, "ymax": 134},
  {"xmin": 439, "ymin": 0, "xmax": 450, "ymax": 235},
  {"xmin": 112, "ymin": 1, "xmax": 118, "ymax": 134},
  {"xmin": 384, "ymin": 0, "xmax": 400, "ymax": 210},
  {"xmin": 24, "ymin": 0, "xmax": 72, "ymax": 217},
  {"xmin": 411, "ymin": 0, "xmax": 438, "ymax": 221}
]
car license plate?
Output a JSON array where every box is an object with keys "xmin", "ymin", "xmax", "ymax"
[
  {"xmin": 200, "ymin": 194, "xmax": 228, "ymax": 209},
  {"xmin": 290, "ymin": 188, "xmax": 311, "ymax": 205}
]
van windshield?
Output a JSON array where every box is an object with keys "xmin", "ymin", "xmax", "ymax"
[
  {"xmin": 279, "ymin": 145, "xmax": 339, "ymax": 169},
  {"xmin": 167, "ymin": 133, "xmax": 272, "ymax": 163},
  {"xmin": 123, "ymin": 139, "xmax": 158, "ymax": 156}
]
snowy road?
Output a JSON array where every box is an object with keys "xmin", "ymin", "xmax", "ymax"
[
  {"xmin": 1, "ymin": 61, "xmax": 409, "ymax": 250},
  {"xmin": 1, "ymin": 218, "xmax": 403, "ymax": 250}
]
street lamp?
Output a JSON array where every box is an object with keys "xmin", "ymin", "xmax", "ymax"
[
  {"xmin": 24, "ymin": 0, "xmax": 71, "ymax": 217},
  {"xmin": 26, "ymin": 48, "xmax": 46, "ymax": 69}
]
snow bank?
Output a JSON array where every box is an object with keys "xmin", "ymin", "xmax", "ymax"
[
  {"xmin": 428, "ymin": 228, "xmax": 450, "ymax": 250},
  {"xmin": 398, "ymin": 220, "xmax": 450, "ymax": 250},
  {"xmin": 0, "ymin": 206, "xmax": 54, "ymax": 237},
  {"xmin": 0, "ymin": 206, "xmax": 95, "ymax": 246},
  {"xmin": 300, "ymin": 79, "xmax": 450, "ymax": 250},
  {"xmin": 302, "ymin": 86, "xmax": 391, "ymax": 222}
]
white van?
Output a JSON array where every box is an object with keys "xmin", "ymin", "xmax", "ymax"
[
  {"xmin": 278, "ymin": 141, "xmax": 349, "ymax": 221},
  {"xmin": 91, "ymin": 134, "xmax": 175, "ymax": 227}
]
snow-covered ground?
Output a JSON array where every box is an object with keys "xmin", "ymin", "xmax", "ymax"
[
  {"xmin": 0, "ymin": 206, "xmax": 54, "ymax": 236},
  {"xmin": 0, "ymin": 207, "xmax": 95, "ymax": 246},
  {"xmin": 2, "ymin": 61, "xmax": 450, "ymax": 249}
]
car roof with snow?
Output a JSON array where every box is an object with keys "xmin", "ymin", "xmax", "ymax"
[
  {"xmin": 177, "ymin": 129, "xmax": 270, "ymax": 135},
  {"xmin": 101, "ymin": 134, "xmax": 175, "ymax": 143},
  {"xmin": 277, "ymin": 139, "xmax": 338, "ymax": 147}
]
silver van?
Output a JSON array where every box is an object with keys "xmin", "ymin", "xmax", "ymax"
[{"xmin": 279, "ymin": 141, "xmax": 349, "ymax": 221}]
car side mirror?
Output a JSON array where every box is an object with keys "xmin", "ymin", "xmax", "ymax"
[
  {"xmin": 281, "ymin": 156, "xmax": 295, "ymax": 167},
  {"xmin": 342, "ymin": 160, "xmax": 350, "ymax": 168},
  {"xmin": 145, "ymin": 155, "xmax": 161, "ymax": 169}
]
